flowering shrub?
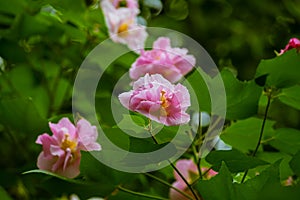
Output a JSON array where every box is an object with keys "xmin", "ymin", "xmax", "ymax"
[{"xmin": 1, "ymin": 0, "xmax": 300, "ymax": 200}]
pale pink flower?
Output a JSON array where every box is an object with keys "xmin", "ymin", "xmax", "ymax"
[
  {"xmin": 36, "ymin": 118, "xmax": 101, "ymax": 178},
  {"xmin": 129, "ymin": 37, "xmax": 196, "ymax": 83},
  {"xmin": 119, "ymin": 74, "xmax": 191, "ymax": 126},
  {"xmin": 101, "ymin": 0, "xmax": 148, "ymax": 53},
  {"xmin": 279, "ymin": 37, "xmax": 300, "ymax": 55},
  {"xmin": 169, "ymin": 159, "xmax": 217, "ymax": 200}
]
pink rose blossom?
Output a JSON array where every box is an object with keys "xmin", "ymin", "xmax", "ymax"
[
  {"xmin": 119, "ymin": 74, "xmax": 191, "ymax": 126},
  {"xmin": 279, "ymin": 37, "xmax": 300, "ymax": 55},
  {"xmin": 129, "ymin": 37, "xmax": 196, "ymax": 83},
  {"xmin": 169, "ymin": 159, "xmax": 217, "ymax": 200},
  {"xmin": 101, "ymin": 0, "xmax": 148, "ymax": 53},
  {"xmin": 36, "ymin": 118, "xmax": 101, "ymax": 178}
]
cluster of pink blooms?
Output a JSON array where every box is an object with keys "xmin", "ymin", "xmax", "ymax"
[
  {"xmin": 100, "ymin": 0, "xmax": 148, "ymax": 53},
  {"xmin": 36, "ymin": 118, "xmax": 101, "ymax": 178},
  {"xmin": 118, "ymin": 37, "xmax": 196, "ymax": 126},
  {"xmin": 169, "ymin": 159, "xmax": 217, "ymax": 200},
  {"xmin": 279, "ymin": 37, "xmax": 300, "ymax": 55}
]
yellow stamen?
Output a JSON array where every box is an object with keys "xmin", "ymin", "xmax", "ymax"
[
  {"xmin": 160, "ymin": 91, "xmax": 169, "ymax": 116},
  {"xmin": 118, "ymin": 22, "xmax": 129, "ymax": 33},
  {"xmin": 61, "ymin": 134, "xmax": 77, "ymax": 152}
]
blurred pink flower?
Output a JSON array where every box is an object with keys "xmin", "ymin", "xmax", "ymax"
[
  {"xmin": 101, "ymin": 0, "xmax": 147, "ymax": 53},
  {"xmin": 129, "ymin": 37, "xmax": 196, "ymax": 83},
  {"xmin": 119, "ymin": 74, "xmax": 190, "ymax": 126},
  {"xmin": 279, "ymin": 37, "xmax": 300, "ymax": 55},
  {"xmin": 283, "ymin": 176, "xmax": 294, "ymax": 186},
  {"xmin": 169, "ymin": 159, "xmax": 217, "ymax": 200},
  {"xmin": 110, "ymin": 0, "xmax": 139, "ymax": 13},
  {"xmin": 36, "ymin": 118, "xmax": 101, "ymax": 178}
]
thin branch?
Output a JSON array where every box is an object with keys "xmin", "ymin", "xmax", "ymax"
[
  {"xmin": 117, "ymin": 186, "xmax": 169, "ymax": 200},
  {"xmin": 147, "ymin": 120, "xmax": 199, "ymax": 200},
  {"xmin": 241, "ymin": 94, "xmax": 272, "ymax": 183},
  {"xmin": 145, "ymin": 173, "xmax": 194, "ymax": 200}
]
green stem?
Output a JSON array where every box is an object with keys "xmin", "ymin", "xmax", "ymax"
[
  {"xmin": 147, "ymin": 121, "xmax": 199, "ymax": 200},
  {"xmin": 196, "ymin": 113, "xmax": 203, "ymax": 179},
  {"xmin": 145, "ymin": 173, "xmax": 194, "ymax": 200},
  {"xmin": 241, "ymin": 94, "xmax": 272, "ymax": 183},
  {"xmin": 117, "ymin": 186, "xmax": 169, "ymax": 200}
]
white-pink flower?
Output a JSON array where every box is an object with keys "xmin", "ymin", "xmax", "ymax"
[
  {"xmin": 129, "ymin": 37, "xmax": 196, "ymax": 83},
  {"xmin": 169, "ymin": 159, "xmax": 217, "ymax": 200},
  {"xmin": 101, "ymin": 0, "xmax": 148, "ymax": 53},
  {"xmin": 119, "ymin": 74, "xmax": 191, "ymax": 126},
  {"xmin": 36, "ymin": 118, "xmax": 101, "ymax": 178}
]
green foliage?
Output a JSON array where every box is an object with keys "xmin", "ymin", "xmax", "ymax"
[
  {"xmin": 221, "ymin": 117, "xmax": 275, "ymax": 153},
  {"xmin": 278, "ymin": 85, "xmax": 300, "ymax": 110},
  {"xmin": 1, "ymin": 0, "xmax": 300, "ymax": 199},
  {"xmin": 206, "ymin": 149, "xmax": 269, "ymax": 173},
  {"xmin": 221, "ymin": 69, "xmax": 262, "ymax": 120},
  {"xmin": 290, "ymin": 150, "xmax": 300, "ymax": 177},
  {"xmin": 256, "ymin": 49, "xmax": 300, "ymax": 88}
]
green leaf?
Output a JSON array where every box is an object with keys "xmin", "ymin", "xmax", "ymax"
[
  {"xmin": 0, "ymin": 186, "xmax": 13, "ymax": 200},
  {"xmin": 115, "ymin": 114, "xmax": 147, "ymax": 136},
  {"xmin": 234, "ymin": 160, "xmax": 281, "ymax": 200},
  {"xmin": 289, "ymin": 150, "xmax": 300, "ymax": 177},
  {"xmin": 269, "ymin": 128, "xmax": 300, "ymax": 155},
  {"xmin": 221, "ymin": 117, "xmax": 275, "ymax": 153},
  {"xmin": 0, "ymin": 97, "xmax": 47, "ymax": 133},
  {"xmin": 164, "ymin": 0, "xmax": 189, "ymax": 20},
  {"xmin": 256, "ymin": 152, "xmax": 293, "ymax": 180},
  {"xmin": 196, "ymin": 162, "xmax": 235, "ymax": 200},
  {"xmin": 23, "ymin": 169, "xmax": 87, "ymax": 185},
  {"xmin": 255, "ymin": 49, "xmax": 300, "ymax": 88},
  {"xmin": 119, "ymin": 137, "xmax": 177, "ymax": 166},
  {"xmin": 221, "ymin": 69, "xmax": 263, "ymax": 120},
  {"xmin": 278, "ymin": 85, "xmax": 300, "ymax": 110},
  {"xmin": 23, "ymin": 167, "xmax": 113, "ymax": 199},
  {"xmin": 206, "ymin": 149, "xmax": 269, "ymax": 173},
  {"xmin": 185, "ymin": 68, "xmax": 211, "ymax": 113}
]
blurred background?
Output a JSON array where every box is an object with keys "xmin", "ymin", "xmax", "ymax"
[{"xmin": 0, "ymin": 0, "xmax": 299, "ymax": 199}]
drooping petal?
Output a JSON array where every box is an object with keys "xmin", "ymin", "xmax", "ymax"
[
  {"xmin": 36, "ymin": 133, "xmax": 58, "ymax": 156},
  {"xmin": 77, "ymin": 118, "xmax": 101, "ymax": 151}
]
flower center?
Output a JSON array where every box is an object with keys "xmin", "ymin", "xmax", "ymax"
[
  {"xmin": 61, "ymin": 133, "xmax": 77, "ymax": 152},
  {"xmin": 118, "ymin": 22, "xmax": 129, "ymax": 34},
  {"xmin": 160, "ymin": 91, "xmax": 170, "ymax": 116}
]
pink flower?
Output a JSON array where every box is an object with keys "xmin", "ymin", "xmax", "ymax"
[
  {"xmin": 129, "ymin": 37, "xmax": 196, "ymax": 83},
  {"xmin": 36, "ymin": 118, "xmax": 101, "ymax": 178},
  {"xmin": 119, "ymin": 74, "xmax": 191, "ymax": 126},
  {"xmin": 279, "ymin": 37, "xmax": 300, "ymax": 55},
  {"xmin": 110, "ymin": 0, "xmax": 139, "ymax": 12},
  {"xmin": 101, "ymin": 0, "xmax": 148, "ymax": 53},
  {"xmin": 169, "ymin": 159, "xmax": 217, "ymax": 200}
]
